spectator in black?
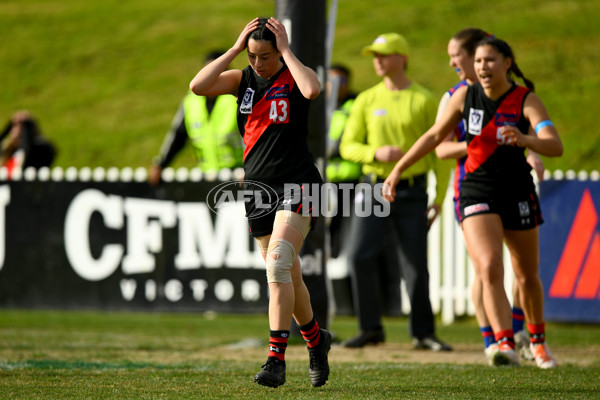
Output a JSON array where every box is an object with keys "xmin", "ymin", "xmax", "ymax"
[{"xmin": 1, "ymin": 111, "xmax": 56, "ymax": 177}]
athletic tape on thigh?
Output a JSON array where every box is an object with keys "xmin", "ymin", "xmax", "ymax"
[
  {"xmin": 255, "ymin": 236, "xmax": 270, "ymax": 254},
  {"xmin": 274, "ymin": 210, "xmax": 311, "ymax": 239},
  {"xmin": 265, "ymin": 238, "xmax": 296, "ymax": 283}
]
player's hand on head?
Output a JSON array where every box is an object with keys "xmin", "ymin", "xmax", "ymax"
[
  {"xmin": 233, "ymin": 18, "xmax": 260, "ymax": 53},
  {"xmin": 266, "ymin": 17, "xmax": 290, "ymax": 52}
]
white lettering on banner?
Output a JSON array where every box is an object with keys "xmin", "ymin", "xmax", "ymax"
[
  {"xmin": 215, "ymin": 279, "xmax": 234, "ymax": 301},
  {"xmin": 65, "ymin": 189, "xmax": 264, "ymax": 283},
  {"xmin": 120, "ymin": 279, "xmax": 137, "ymax": 301},
  {"xmin": 64, "ymin": 189, "xmax": 271, "ymax": 305},
  {"xmin": 241, "ymin": 279, "xmax": 261, "ymax": 302},
  {"xmin": 175, "ymin": 202, "xmax": 259, "ymax": 270},
  {"xmin": 0, "ymin": 185, "xmax": 10, "ymax": 271},
  {"xmin": 165, "ymin": 279, "xmax": 183, "ymax": 302},
  {"xmin": 122, "ymin": 197, "xmax": 177, "ymax": 274},
  {"xmin": 190, "ymin": 279, "xmax": 209, "ymax": 301},
  {"xmin": 301, "ymin": 249, "xmax": 323, "ymax": 276},
  {"xmin": 146, "ymin": 279, "xmax": 157, "ymax": 301},
  {"xmin": 118, "ymin": 277, "xmax": 262, "ymax": 304},
  {"xmin": 65, "ymin": 189, "xmax": 124, "ymax": 281}
]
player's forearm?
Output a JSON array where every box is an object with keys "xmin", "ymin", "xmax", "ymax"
[
  {"xmin": 435, "ymin": 140, "xmax": 467, "ymax": 159},
  {"xmin": 189, "ymin": 49, "xmax": 239, "ymax": 95}
]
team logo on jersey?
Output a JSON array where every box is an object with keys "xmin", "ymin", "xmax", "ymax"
[
  {"xmin": 266, "ymin": 84, "xmax": 289, "ymax": 100},
  {"xmin": 518, "ymin": 201, "xmax": 530, "ymax": 217},
  {"xmin": 495, "ymin": 112, "xmax": 518, "ymax": 126},
  {"xmin": 373, "ymin": 109, "xmax": 387, "ymax": 117},
  {"xmin": 239, "ymin": 88, "xmax": 255, "ymax": 114},
  {"xmin": 468, "ymin": 108, "xmax": 484, "ymax": 135}
]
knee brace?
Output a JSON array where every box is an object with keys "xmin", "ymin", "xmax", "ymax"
[
  {"xmin": 265, "ymin": 239, "xmax": 296, "ymax": 283},
  {"xmin": 274, "ymin": 210, "xmax": 312, "ymax": 239}
]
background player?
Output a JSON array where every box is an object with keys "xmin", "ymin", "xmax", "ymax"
[{"xmin": 384, "ymin": 36, "xmax": 563, "ymax": 368}]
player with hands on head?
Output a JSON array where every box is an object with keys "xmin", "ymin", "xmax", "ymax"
[
  {"xmin": 383, "ymin": 36, "xmax": 562, "ymax": 368},
  {"xmin": 189, "ymin": 17, "xmax": 330, "ymax": 388}
]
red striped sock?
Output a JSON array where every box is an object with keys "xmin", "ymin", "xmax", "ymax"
[
  {"xmin": 299, "ymin": 318, "xmax": 321, "ymax": 349},
  {"xmin": 527, "ymin": 322, "xmax": 546, "ymax": 344},
  {"xmin": 268, "ymin": 330, "xmax": 289, "ymax": 361},
  {"xmin": 494, "ymin": 329, "xmax": 515, "ymax": 350}
]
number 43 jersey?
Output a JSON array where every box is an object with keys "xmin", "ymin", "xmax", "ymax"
[
  {"xmin": 237, "ymin": 65, "xmax": 322, "ymax": 189},
  {"xmin": 461, "ymin": 82, "xmax": 533, "ymax": 198}
]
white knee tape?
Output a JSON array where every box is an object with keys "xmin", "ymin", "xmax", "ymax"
[{"xmin": 265, "ymin": 239, "xmax": 296, "ymax": 283}]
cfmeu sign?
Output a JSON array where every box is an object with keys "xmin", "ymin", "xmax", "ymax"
[
  {"xmin": 539, "ymin": 182, "xmax": 600, "ymax": 322},
  {"xmin": 64, "ymin": 188, "xmax": 262, "ymax": 281}
]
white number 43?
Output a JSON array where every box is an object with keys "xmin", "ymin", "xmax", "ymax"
[{"xmin": 269, "ymin": 100, "xmax": 288, "ymax": 122}]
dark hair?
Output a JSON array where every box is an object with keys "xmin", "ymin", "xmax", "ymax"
[
  {"xmin": 246, "ymin": 17, "xmax": 277, "ymax": 50},
  {"xmin": 204, "ymin": 50, "xmax": 226, "ymax": 63},
  {"xmin": 452, "ymin": 27, "xmax": 490, "ymax": 56},
  {"xmin": 329, "ymin": 63, "xmax": 351, "ymax": 80},
  {"xmin": 476, "ymin": 36, "xmax": 535, "ymax": 92}
]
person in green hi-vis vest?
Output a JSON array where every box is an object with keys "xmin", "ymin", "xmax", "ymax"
[{"xmin": 149, "ymin": 51, "xmax": 243, "ymax": 185}]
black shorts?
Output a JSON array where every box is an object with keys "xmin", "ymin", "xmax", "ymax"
[
  {"xmin": 459, "ymin": 189, "xmax": 543, "ymax": 230},
  {"xmin": 245, "ymin": 183, "xmax": 320, "ymax": 238}
]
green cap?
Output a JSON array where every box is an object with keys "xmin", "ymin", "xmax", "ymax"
[{"xmin": 362, "ymin": 33, "xmax": 410, "ymax": 56}]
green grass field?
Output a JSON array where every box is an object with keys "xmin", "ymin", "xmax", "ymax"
[
  {"xmin": 1, "ymin": 310, "xmax": 599, "ymax": 399},
  {"xmin": 1, "ymin": 0, "xmax": 600, "ymax": 171},
  {"xmin": 2, "ymin": 2, "xmax": 600, "ymax": 398}
]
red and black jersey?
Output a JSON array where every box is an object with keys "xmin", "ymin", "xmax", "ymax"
[
  {"xmin": 461, "ymin": 82, "xmax": 534, "ymax": 199},
  {"xmin": 236, "ymin": 65, "xmax": 322, "ymax": 189}
]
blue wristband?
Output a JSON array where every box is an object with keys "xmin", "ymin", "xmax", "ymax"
[{"xmin": 534, "ymin": 120, "xmax": 554, "ymax": 133}]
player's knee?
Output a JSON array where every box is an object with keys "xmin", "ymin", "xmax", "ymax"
[{"xmin": 265, "ymin": 239, "xmax": 296, "ymax": 283}]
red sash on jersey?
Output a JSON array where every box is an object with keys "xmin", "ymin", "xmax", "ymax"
[
  {"xmin": 465, "ymin": 86, "xmax": 529, "ymax": 174},
  {"xmin": 242, "ymin": 69, "xmax": 295, "ymax": 161}
]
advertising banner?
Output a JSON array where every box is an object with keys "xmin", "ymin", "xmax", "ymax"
[
  {"xmin": 2, "ymin": 175, "xmax": 598, "ymax": 324},
  {"xmin": 0, "ymin": 180, "xmax": 272, "ymax": 313},
  {"xmin": 539, "ymin": 180, "xmax": 600, "ymax": 322}
]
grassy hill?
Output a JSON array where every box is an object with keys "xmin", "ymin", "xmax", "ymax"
[{"xmin": 1, "ymin": 0, "xmax": 599, "ymax": 172}]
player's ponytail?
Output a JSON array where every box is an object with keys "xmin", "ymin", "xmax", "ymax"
[
  {"xmin": 510, "ymin": 62, "xmax": 535, "ymax": 92},
  {"xmin": 476, "ymin": 36, "xmax": 535, "ymax": 92}
]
